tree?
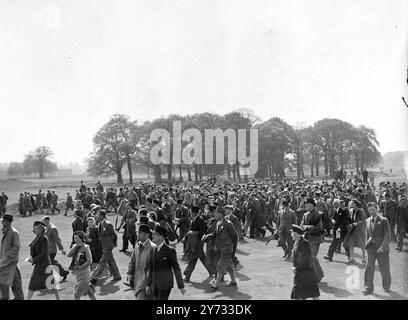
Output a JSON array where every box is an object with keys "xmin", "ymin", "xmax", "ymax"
[
  {"xmin": 256, "ymin": 117, "xmax": 294, "ymax": 179},
  {"xmin": 88, "ymin": 119, "xmax": 127, "ymax": 184},
  {"xmin": 23, "ymin": 146, "xmax": 57, "ymax": 178}
]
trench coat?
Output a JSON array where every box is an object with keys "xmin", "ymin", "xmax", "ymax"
[
  {"xmin": 290, "ymin": 237, "xmax": 320, "ymax": 300},
  {"xmin": 343, "ymin": 208, "xmax": 366, "ymax": 249},
  {"xmin": 28, "ymin": 233, "xmax": 51, "ymax": 291},
  {"xmin": 0, "ymin": 227, "xmax": 20, "ymax": 287}
]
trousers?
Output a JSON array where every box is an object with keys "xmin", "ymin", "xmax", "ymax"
[{"xmin": 0, "ymin": 267, "xmax": 24, "ymax": 300}]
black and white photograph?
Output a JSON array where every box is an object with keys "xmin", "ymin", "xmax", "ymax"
[{"xmin": 0, "ymin": 0, "xmax": 407, "ymax": 309}]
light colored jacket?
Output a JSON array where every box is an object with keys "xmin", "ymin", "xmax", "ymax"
[
  {"xmin": 127, "ymin": 239, "xmax": 156, "ymax": 296},
  {"xmin": 0, "ymin": 226, "xmax": 20, "ymax": 286},
  {"xmin": 45, "ymin": 223, "xmax": 64, "ymax": 254}
]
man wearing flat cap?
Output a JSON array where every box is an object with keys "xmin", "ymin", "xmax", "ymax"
[
  {"xmin": 151, "ymin": 226, "xmax": 185, "ymax": 300},
  {"xmin": 300, "ymin": 198, "xmax": 324, "ymax": 282},
  {"xmin": 127, "ymin": 224, "xmax": 156, "ymax": 300},
  {"xmin": 0, "ymin": 214, "xmax": 24, "ymax": 300}
]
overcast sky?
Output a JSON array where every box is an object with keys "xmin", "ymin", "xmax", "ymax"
[{"xmin": 0, "ymin": 0, "xmax": 407, "ymax": 165}]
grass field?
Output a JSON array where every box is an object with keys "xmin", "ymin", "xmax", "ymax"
[
  {"xmin": 9, "ymin": 213, "xmax": 408, "ymax": 300},
  {"xmin": 1, "ymin": 169, "xmax": 407, "ymax": 300}
]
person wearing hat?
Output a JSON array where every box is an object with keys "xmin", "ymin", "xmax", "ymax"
[
  {"xmin": 396, "ymin": 196, "xmax": 408, "ymax": 252},
  {"xmin": 203, "ymin": 204, "xmax": 219, "ymax": 275},
  {"xmin": 85, "ymin": 216, "xmax": 102, "ymax": 266},
  {"xmin": 90, "ymin": 210, "xmax": 121, "ymax": 286},
  {"xmin": 41, "ymin": 216, "xmax": 69, "ymax": 283},
  {"xmin": 343, "ymin": 199, "xmax": 367, "ymax": 264},
  {"xmin": 300, "ymin": 198, "xmax": 324, "ymax": 282},
  {"xmin": 151, "ymin": 225, "xmax": 185, "ymax": 300},
  {"xmin": 363, "ymin": 202, "xmax": 391, "ymax": 295},
  {"xmin": 64, "ymin": 192, "xmax": 74, "ymax": 216},
  {"xmin": 175, "ymin": 199, "xmax": 190, "ymax": 259},
  {"xmin": 71, "ymin": 209, "xmax": 84, "ymax": 248},
  {"xmin": 116, "ymin": 201, "xmax": 137, "ymax": 252},
  {"xmin": 202, "ymin": 206, "xmax": 238, "ymax": 290},
  {"xmin": 276, "ymin": 201, "xmax": 297, "ymax": 259},
  {"xmin": 290, "ymin": 224, "xmax": 320, "ymax": 300},
  {"xmin": 0, "ymin": 192, "xmax": 8, "ymax": 218},
  {"xmin": 315, "ymin": 192, "xmax": 330, "ymax": 236},
  {"xmin": 0, "ymin": 214, "xmax": 24, "ymax": 300},
  {"xmin": 225, "ymin": 205, "xmax": 242, "ymax": 269},
  {"xmin": 380, "ymin": 192, "xmax": 398, "ymax": 242},
  {"xmin": 67, "ymin": 231, "xmax": 96, "ymax": 300},
  {"xmin": 27, "ymin": 220, "xmax": 60, "ymax": 300},
  {"xmin": 183, "ymin": 205, "xmax": 215, "ymax": 282},
  {"xmin": 127, "ymin": 224, "xmax": 156, "ymax": 300}
]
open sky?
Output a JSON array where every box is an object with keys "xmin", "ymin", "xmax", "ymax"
[{"xmin": 0, "ymin": 0, "xmax": 407, "ymax": 165}]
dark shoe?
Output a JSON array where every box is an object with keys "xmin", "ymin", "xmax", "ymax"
[
  {"xmin": 119, "ymin": 249, "xmax": 127, "ymax": 252},
  {"xmin": 323, "ymin": 256, "xmax": 333, "ymax": 262},
  {"xmin": 396, "ymin": 247, "xmax": 402, "ymax": 251},
  {"xmin": 61, "ymin": 272, "xmax": 69, "ymax": 282},
  {"xmin": 226, "ymin": 281, "xmax": 237, "ymax": 287},
  {"xmin": 90, "ymin": 278, "xmax": 97, "ymax": 286},
  {"xmin": 282, "ymin": 253, "xmax": 287, "ymax": 259},
  {"xmin": 362, "ymin": 289, "xmax": 373, "ymax": 295},
  {"xmin": 112, "ymin": 277, "xmax": 122, "ymax": 281},
  {"xmin": 183, "ymin": 276, "xmax": 190, "ymax": 283},
  {"xmin": 383, "ymin": 288, "xmax": 390, "ymax": 293}
]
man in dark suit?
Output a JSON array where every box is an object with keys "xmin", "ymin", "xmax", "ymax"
[
  {"xmin": 202, "ymin": 206, "xmax": 238, "ymax": 290},
  {"xmin": 90, "ymin": 210, "xmax": 121, "ymax": 286},
  {"xmin": 71, "ymin": 209, "xmax": 83, "ymax": 247},
  {"xmin": 380, "ymin": 192, "xmax": 398, "ymax": 242},
  {"xmin": 324, "ymin": 199, "xmax": 350, "ymax": 261},
  {"xmin": 363, "ymin": 202, "xmax": 391, "ymax": 295},
  {"xmin": 151, "ymin": 226, "xmax": 185, "ymax": 300},
  {"xmin": 396, "ymin": 196, "xmax": 408, "ymax": 251},
  {"xmin": 183, "ymin": 205, "xmax": 215, "ymax": 282}
]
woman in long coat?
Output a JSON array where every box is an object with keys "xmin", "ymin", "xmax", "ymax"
[
  {"xmin": 290, "ymin": 224, "xmax": 320, "ymax": 300},
  {"xmin": 27, "ymin": 221, "xmax": 60, "ymax": 300},
  {"xmin": 85, "ymin": 217, "xmax": 102, "ymax": 267},
  {"xmin": 343, "ymin": 199, "xmax": 366, "ymax": 264}
]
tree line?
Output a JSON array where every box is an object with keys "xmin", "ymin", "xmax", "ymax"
[
  {"xmin": 86, "ymin": 109, "xmax": 381, "ymax": 184},
  {"xmin": 7, "ymin": 146, "xmax": 58, "ymax": 178}
]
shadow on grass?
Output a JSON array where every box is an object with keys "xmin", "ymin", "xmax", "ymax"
[
  {"xmin": 235, "ymin": 271, "xmax": 251, "ymax": 281},
  {"xmin": 98, "ymin": 279, "xmax": 121, "ymax": 296},
  {"xmin": 189, "ymin": 280, "xmax": 252, "ymax": 299},
  {"xmin": 318, "ymin": 282, "xmax": 352, "ymax": 298}
]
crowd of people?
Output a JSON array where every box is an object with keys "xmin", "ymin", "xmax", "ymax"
[{"xmin": 0, "ymin": 175, "xmax": 407, "ymax": 300}]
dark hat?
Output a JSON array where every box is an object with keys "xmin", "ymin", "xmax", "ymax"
[
  {"xmin": 191, "ymin": 205, "xmax": 200, "ymax": 213},
  {"xmin": 305, "ymin": 198, "xmax": 316, "ymax": 206},
  {"xmin": 291, "ymin": 224, "xmax": 305, "ymax": 235},
  {"xmin": 138, "ymin": 208, "xmax": 148, "ymax": 216},
  {"xmin": 282, "ymin": 200, "xmax": 289, "ymax": 207},
  {"xmin": 33, "ymin": 220, "xmax": 45, "ymax": 228},
  {"xmin": 139, "ymin": 216, "xmax": 149, "ymax": 224},
  {"xmin": 208, "ymin": 204, "xmax": 217, "ymax": 212},
  {"xmin": 2, "ymin": 213, "xmax": 13, "ymax": 222},
  {"xmin": 138, "ymin": 224, "xmax": 151, "ymax": 234},
  {"xmin": 154, "ymin": 225, "xmax": 167, "ymax": 237}
]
